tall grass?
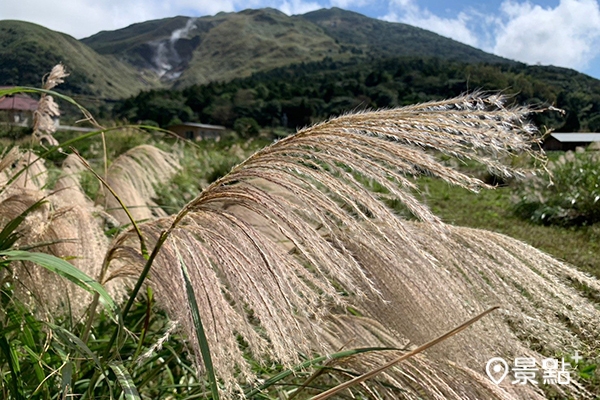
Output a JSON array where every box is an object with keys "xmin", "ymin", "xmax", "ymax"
[{"xmin": 0, "ymin": 69, "xmax": 599, "ymax": 399}]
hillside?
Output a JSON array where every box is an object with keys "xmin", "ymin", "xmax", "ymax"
[
  {"xmin": 0, "ymin": 20, "xmax": 159, "ymax": 99},
  {"xmin": 82, "ymin": 7, "xmax": 514, "ymax": 89},
  {"xmin": 82, "ymin": 9, "xmax": 342, "ymax": 87},
  {"xmin": 299, "ymin": 8, "xmax": 509, "ymax": 64},
  {"xmin": 113, "ymin": 56, "xmax": 600, "ymax": 133},
  {"xmin": 3, "ymin": 6, "xmax": 599, "ymax": 112}
]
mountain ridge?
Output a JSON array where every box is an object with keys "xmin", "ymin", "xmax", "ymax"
[
  {"xmin": 81, "ymin": 7, "xmax": 515, "ymax": 89},
  {"xmin": 300, "ymin": 8, "xmax": 509, "ymax": 64},
  {"xmin": 0, "ymin": 20, "xmax": 160, "ymax": 98},
  {"xmin": 0, "ymin": 7, "xmax": 596, "ymax": 103}
]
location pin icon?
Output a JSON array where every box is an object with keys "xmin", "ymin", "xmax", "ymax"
[{"xmin": 486, "ymin": 357, "xmax": 509, "ymax": 385}]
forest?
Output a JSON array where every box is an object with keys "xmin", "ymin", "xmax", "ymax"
[{"xmin": 113, "ymin": 56, "xmax": 600, "ymax": 134}]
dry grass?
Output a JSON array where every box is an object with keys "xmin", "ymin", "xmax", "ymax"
[
  {"xmin": 96, "ymin": 144, "xmax": 180, "ymax": 225},
  {"xmin": 104, "ymin": 94, "xmax": 599, "ymax": 398},
  {"xmin": 2, "ymin": 88, "xmax": 598, "ymax": 398},
  {"xmin": 33, "ymin": 63, "xmax": 68, "ymax": 146}
]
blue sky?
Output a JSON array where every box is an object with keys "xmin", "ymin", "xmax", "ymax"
[{"xmin": 2, "ymin": 0, "xmax": 600, "ymax": 79}]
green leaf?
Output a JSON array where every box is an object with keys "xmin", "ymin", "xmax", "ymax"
[
  {"xmin": 176, "ymin": 246, "xmax": 220, "ymax": 400},
  {"xmin": 0, "ymin": 250, "xmax": 118, "ymax": 319},
  {"xmin": 47, "ymin": 323, "xmax": 102, "ymax": 371},
  {"xmin": 2, "ymin": 293, "xmax": 48, "ymax": 391},
  {"xmin": 61, "ymin": 361, "xmax": 73, "ymax": 395},
  {"xmin": 579, "ymin": 364, "xmax": 597, "ymax": 379},
  {"xmin": 0, "ymin": 331, "xmax": 25, "ymax": 400},
  {"xmin": 109, "ymin": 362, "xmax": 141, "ymax": 400}
]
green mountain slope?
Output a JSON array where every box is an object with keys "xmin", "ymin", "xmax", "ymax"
[
  {"xmin": 113, "ymin": 55, "xmax": 600, "ymax": 134},
  {"xmin": 83, "ymin": 8, "xmax": 342, "ymax": 87},
  {"xmin": 3, "ymin": 6, "xmax": 594, "ymax": 109},
  {"xmin": 0, "ymin": 20, "xmax": 159, "ymax": 99},
  {"xmin": 300, "ymin": 8, "xmax": 509, "ymax": 64},
  {"xmin": 81, "ymin": 16, "xmax": 196, "ymax": 70},
  {"xmin": 175, "ymin": 8, "xmax": 342, "ymax": 88},
  {"xmin": 82, "ymin": 7, "xmax": 514, "ymax": 89}
]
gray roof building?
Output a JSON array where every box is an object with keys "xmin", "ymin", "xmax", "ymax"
[{"xmin": 543, "ymin": 133, "xmax": 600, "ymax": 151}]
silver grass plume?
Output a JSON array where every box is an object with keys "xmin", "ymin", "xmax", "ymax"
[
  {"xmin": 97, "ymin": 144, "xmax": 180, "ymax": 225},
  {"xmin": 0, "ymin": 152, "xmax": 111, "ymax": 316},
  {"xmin": 106, "ymin": 94, "xmax": 600, "ymax": 398},
  {"xmin": 343, "ymin": 221, "xmax": 599, "ymax": 399},
  {"xmin": 33, "ymin": 63, "xmax": 68, "ymax": 146},
  {"xmin": 52, "ymin": 155, "xmax": 115, "ymax": 301},
  {"xmin": 0, "ymin": 149, "xmax": 48, "ymax": 189}
]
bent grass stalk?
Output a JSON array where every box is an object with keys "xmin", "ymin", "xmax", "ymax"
[
  {"xmin": 243, "ymin": 346, "xmax": 401, "ymax": 398},
  {"xmin": 311, "ymin": 306, "xmax": 500, "ymax": 400}
]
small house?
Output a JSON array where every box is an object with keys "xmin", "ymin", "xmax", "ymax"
[
  {"xmin": 0, "ymin": 90, "xmax": 38, "ymax": 125},
  {"xmin": 542, "ymin": 133, "xmax": 600, "ymax": 151},
  {"xmin": 168, "ymin": 122, "xmax": 226, "ymax": 141}
]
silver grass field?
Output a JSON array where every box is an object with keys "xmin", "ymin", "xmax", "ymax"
[{"xmin": 0, "ymin": 65, "xmax": 598, "ymax": 399}]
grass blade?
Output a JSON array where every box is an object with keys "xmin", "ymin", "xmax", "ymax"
[
  {"xmin": 0, "ymin": 250, "xmax": 118, "ymax": 320},
  {"xmin": 175, "ymin": 246, "xmax": 220, "ymax": 400},
  {"xmin": 0, "ymin": 198, "xmax": 47, "ymax": 251},
  {"xmin": 48, "ymin": 323, "xmax": 102, "ymax": 370},
  {"xmin": 0, "ymin": 331, "xmax": 25, "ymax": 400},
  {"xmin": 244, "ymin": 347, "xmax": 399, "ymax": 398},
  {"xmin": 109, "ymin": 362, "xmax": 142, "ymax": 400},
  {"xmin": 60, "ymin": 361, "xmax": 73, "ymax": 396}
]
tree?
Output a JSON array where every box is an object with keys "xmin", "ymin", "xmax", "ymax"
[
  {"xmin": 113, "ymin": 90, "xmax": 192, "ymax": 127},
  {"xmin": 233, "ymin": 117, "xmax": 260, "ymax": 138}
]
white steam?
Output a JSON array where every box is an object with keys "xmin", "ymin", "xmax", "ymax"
[{"xmin": 152, "ymin": 18, "xmax": 197, "ymax": 79}]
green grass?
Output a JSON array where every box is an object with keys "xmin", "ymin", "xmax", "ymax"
[
  {"xmin": 416, "ymin": 175, "xmax": 600, "ymax": 394},
  {"xmin": 154, "ymin": 136, "xmax": 271, "ymax": 213},
  {"xmin": 418, "ymin": 177, "xmax": 600, "ymax": 279}
]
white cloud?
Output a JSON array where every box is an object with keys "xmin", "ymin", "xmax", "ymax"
[
  {"xmin": 0, "ymin": 0, "xmax": 328, "ymax": 37},
  {"xmin": 383, "ymin": 0, "xmax": 480, "ymax": 47},
  {"xmin": 329, "ymin": 0, "xmax": 369, "ymax": 8},
  {"xmin": 0, "ymin": 0, "xmax": 235, "ymax": 38},
  {"xmin": 278, "ymin": 0, "xmax": 322, "ymax": 15},
  {"xmin": 493, "ymin": 0, "xmax": 600, "ymax": 70}
]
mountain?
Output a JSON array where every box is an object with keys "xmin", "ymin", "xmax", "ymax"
[
  {"xmin": 82, "ymin": 8, "xmax": 513, "ymax": 89},
  {"xmin": 0, "ymin": 20, "xmax": 159, "ymax": 99},
  {"xmin": 113, "ymin": 54, "xmax": 600, "ymax": 133},
  {"xmin": 2, "ymin": 7, "xmax": 595, "ymax": 105},
  {"xmin": 82, "ymin": 8, "xmax": 342, "ymax": 88},
  {"xmin": 299, "ymin": 8, "xmax": 508, "ymax": 64}
]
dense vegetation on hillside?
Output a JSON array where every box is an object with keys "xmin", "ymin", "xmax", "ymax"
[
  {"xmin": 0, "ymin": 21, "xmax": 158, "ymax": 98},
  {"xmin": 113, "ymin": 56, "xmax": 600, "ymax": 132},
  {"xmin": 2, "ymin": 7, "xmax": 515, "ymax": 99},
  {"xmin": 300, "ymin": 8, "xmax": 508, "ymax": 64}
]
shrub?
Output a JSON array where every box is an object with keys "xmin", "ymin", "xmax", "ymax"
[
  {"xmin": 514, "ymin": 149, "xmax": 600, "ymax": 225},
  {"xmin": 233, "ymin": 117, "xmax": 260, "ymax": 138}
]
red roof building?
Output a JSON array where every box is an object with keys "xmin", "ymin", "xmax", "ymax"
[{"xmin": 0, "ymin": 89, "xmax": 38, "ymax": 125}]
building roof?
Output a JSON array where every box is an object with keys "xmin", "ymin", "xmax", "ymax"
[
  {"xmin": 169, "ymin": 122, "xmax": 226, "ymax": 130},
  {"xmin": 0, "ymin": 94, "xmax": 38, "ymax": 111},
  {"xmin": 549, "ymin": 133, "xmax": 600, "ymax": 143}
]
